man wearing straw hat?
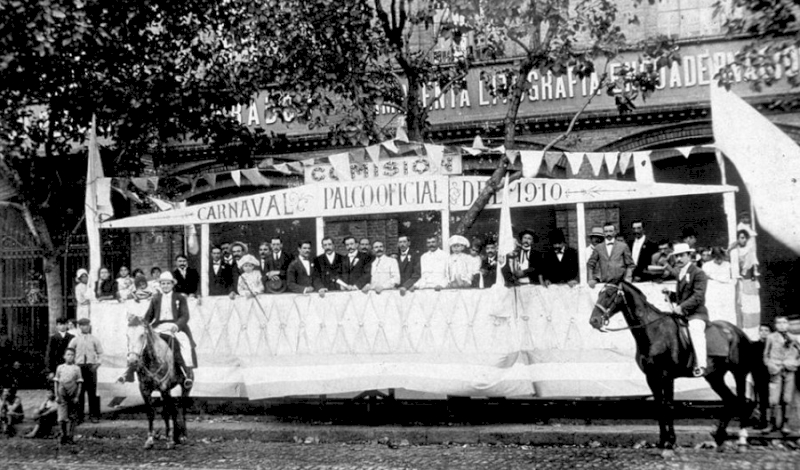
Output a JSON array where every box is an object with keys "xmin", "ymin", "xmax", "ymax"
[
  {"xmin": 665, "ymin": 242, "xmax": 710, "ymax": 378},
  {"xmin": 119, "ymin": 272, "xmax": 195, "ymax": 387}
]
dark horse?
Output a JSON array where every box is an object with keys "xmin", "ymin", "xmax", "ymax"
[
  {"xmin": 125, "ymin": 313, "xmax": 192, "ymax": 449},
  {"xmin": 589, "ymin": 282, "xmax": 752, "ymax": 449}
]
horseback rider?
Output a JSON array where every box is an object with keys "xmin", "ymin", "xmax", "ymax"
[
  {"xmin": 118, "ymin": 272, "xmax": 195, "ymax": 388},
  {"xmin": 666, "ymin": 243, "xmax": 709, "ymax": 377}
]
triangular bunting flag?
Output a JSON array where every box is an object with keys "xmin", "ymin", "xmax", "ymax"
[
  {"xmin": 585, "ymin": 152, "xmax": 605, "ymax": 176},
  {"xmin": 544, "ymin": 152, "xmax": 561, "ymax": 173},
  {"xmin": 272, "ymin": 163, "xmax": 291, "ymax": 175},
  {"xmin": 301, "ymin": 158, "xmax": 315, "ymax": 167},
  {"xmin": 491, "ymin": 145, "xmax": 506, "ymax": 154},
  {"xmin": 461, "ymin": 146, "xmax": 482, "ymax": 156},
  {"xmin": 351, "ymin": 148, "xmax": 366, "ymax": 164},
  {"xmin": 675, "ymin": 146, "xmax": 694, "ymax": 159},
  {"xmin": 633, "ymin": 151, "xmax": 654, "ymax": 183},
  {"xmin": 366, "ymin": 145, "xmax": 381, "ymax": 163},
  {"xmin": 603, "ymin": 152, "xmax": 619, "ymax": 175},
  {"xmin": 328, "ymin": 152, "xmax": 352, "ymax": 181},
  {"xmin": 242, "ymin": 168, "xmax": 271, "ymax": 186},
  {"xmin": 472, "ymin": 135, "xmax": 486, "ymax": 149},
  {"xmin": 231, "ymin": 170, "xmax": 241, "ymax": 186},
  {"xmin": 424, "ymin": 144, "xmax": 444, "ymax": 171},
  {"xmin": 287, "ymin": 161, "xmax": 304, "ymax": 173},
  {"xmin": 395, "ymin": 126, "xmax": 409, "ymax": 142},
  {"xmin": 519, "ymin": 150, "xmax": 544, "ymax": 178},
  {"xmin": 147, "ymin": 176, "xmax": 159, "ymax": 191},
  {"xmin": 565, "ymin": 152, "xmax": 584, "ymax": 175},
  {"xmin": 618, "ymin": 152, "xmax": 633, "ymax": 174},
  {"xmin": 203, "ymin": 173, "xmax": 216, "ymax": 189},
  {"xmin": 131, "ymin": 177, "xmax": 149, "ymax": 192},
  {"xmin": 148, "ymin": 196, "xmax": 174, "ymax": 211},
  {"xmin": 381, "ymin": 139, "xmax": 399, "ymax": 154},
  {"xmin": 190, "ymin": 177, "xmax": 200, "ymax": 193},
  {"xmin": 505, "ymin": 150, "xmax": 518, "ymax": 165}
]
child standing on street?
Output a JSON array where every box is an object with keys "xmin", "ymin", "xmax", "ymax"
[
  {"xmin": 752, "ymin": 324, "xmax": 772, "ymax": 429},
  {"xmin": 763, "ymin": 315, "xmax": 800, "ymax": 434},
  {"xmin": 54, "ymin": 348, "xmax": 83, "ymax": 444}
]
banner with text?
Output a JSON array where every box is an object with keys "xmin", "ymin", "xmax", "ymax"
[{"xmin": 305, "ymin": 154, "xmax": 462, "ymax": 184}]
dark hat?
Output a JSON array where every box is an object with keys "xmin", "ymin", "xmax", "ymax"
[
  {"xmin": 77, "ymin": 318, "xmax": 91, "ymax": 325},
  {"xmin": 265, "ymin": 278, "xmax": 286, "ymax": 294},
  {"xmin": 548, "ymin": 228, "xmax": 565, "ymax": 244},
  {"xmin": 517, "ymin": 229, "xmax": 536, "ymax": 240}
]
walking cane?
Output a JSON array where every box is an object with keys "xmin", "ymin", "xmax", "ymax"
[{"xmin": 239, "ymin": 277, "xmax": 271, "ymax": 324}]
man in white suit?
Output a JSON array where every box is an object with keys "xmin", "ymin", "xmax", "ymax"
[{"xmin": 363, "ymin": 240, "xmax": 400, "ymax": 292}]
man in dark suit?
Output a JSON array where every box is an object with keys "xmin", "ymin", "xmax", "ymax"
[
  {"xmin": 315, "ymin": 237, "xmax": 342, "ymax": 292},
  {"xmin": 45, "ymin": 317, "xmax": 73, "ymax": 380},
  {"xmin": 228, "ymin": 241, "xmax": 247, "ymax": 293},
  {"xmin": 336, "ymin": 236, "xmax": 371, "ymax": 290},
  {"xmin": 538, "ymin": 229, "xmax": 579, "ymax": 287},
  {"xmin": 172, "ymin": 254, "xmax": 200, "ymax": 297},
  {"xmin": 477, "ymin": 240, "xmax": 499, "ymax": 288},
  {"xmin": 287, "ymin": 241, "xmax": 319, "ymax": 293},
  {"xmin": 264, "ymin": 237, "xmax": 293, "ymax": 293},
  {"xmin": 119, "ymin": 272, "xmax": 195, "ymax": 387},
  {"xmin": 666, "ymin": 243, "xmax": 709, "ymax": 377},
  {"xmin": 396, "ymin": 235, "xmax": 420, "ymax": 290},
  {"xmin": 587, "ymin": 223, "xmax": 634, "ymax": 287},
  {"xmin": 208, "ymin": 245, "xmax": 234, "ymax": 296},
  {"xmin": 502, "ymin": 229, "xmax": 538, "ymax": 286},
  {"xmin": 628, "ymin": 220, "xmax": 659, "ymax": 282},
  {"xmin": 359, "ymin": 237, "xmax": 374, "ymax": 266}
]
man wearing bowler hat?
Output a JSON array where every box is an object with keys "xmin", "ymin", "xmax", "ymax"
[{"xmin": 665, "ymin": 243, "xmax": 710, "ymax": 377}]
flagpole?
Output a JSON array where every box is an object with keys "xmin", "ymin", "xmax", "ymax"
[{"xmin": 85, "ymin": 115, "xmax": 103, "ymax": 296}]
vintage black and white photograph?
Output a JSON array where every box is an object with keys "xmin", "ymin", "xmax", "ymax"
[{"xmin": 1, "ymin": 0, "xmax": 799, "ymax": 469}]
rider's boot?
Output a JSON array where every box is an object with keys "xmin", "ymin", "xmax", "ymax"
[{"xmin": 172, "ymin": 344, "xmax": 193, "ymax": 389}]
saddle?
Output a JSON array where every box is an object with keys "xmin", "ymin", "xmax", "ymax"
[{"xmin": 675, "ymin": 317, "xmax": 735, "ymax": 367}]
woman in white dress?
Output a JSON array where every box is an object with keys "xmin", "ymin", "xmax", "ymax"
[{"xmin": 74, "ymin": 268, "xmax": 91, "ymax": 320}]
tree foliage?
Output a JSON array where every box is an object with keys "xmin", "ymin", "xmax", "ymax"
[{"xmin": 715, "ymin": 0, "xmax": 800, "ymax": 90}]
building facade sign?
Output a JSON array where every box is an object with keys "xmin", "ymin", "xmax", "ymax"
[
  {"xmin": 305, "ymin": 154, "xmax": 463, "ymax": 183},
  {"xmin": 102, "ymin": 175, "xmax": 735, "ymax": 229},
  {"xmin": 230, "ymin": 39, "xmax": 799, "ymax": 136}
]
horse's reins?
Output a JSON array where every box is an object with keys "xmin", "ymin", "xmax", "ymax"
[
  {"xmin": 595, "ymin": 285, "xmax": 672, "ymax": 332},
  {"xmin": 129, "ymin": 325, "xmax": 174, "ymax": 389}
]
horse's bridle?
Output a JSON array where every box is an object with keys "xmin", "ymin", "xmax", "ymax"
[{"xmin": 594, "ymin": 284, "xmax": 670, "ymax": 332}]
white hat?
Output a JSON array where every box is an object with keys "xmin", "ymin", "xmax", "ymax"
[
  {"xmin": 238, "ymin": 254, "xmax": 260, "ymax": 269},
  {"xmin": 158, "ymin": 272, "xmax": 177, "ymax": 283},
  {"xmin": 448, "ymin": 235, "xmax": 470, "ymax": 247},
  {"xmin": 75, "ymin": 268, "xmax": 89, "ymax": 281},
  {"xmin": 671, "ymin": 243, "xmax": 695, "ymax": 256}
]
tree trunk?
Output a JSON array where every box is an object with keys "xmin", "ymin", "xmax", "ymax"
[
  {"xmin": 30, "ymin": 209, "xmax": 63, "ymax": 335},
  {"xmin": 405, "ymin": 72, "xmax": 425, "ymax": 142},
  {"xmin": 454, "ymin": 61, "xmax": 534, "ymax": 235}
]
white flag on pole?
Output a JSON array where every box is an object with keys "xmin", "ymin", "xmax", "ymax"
[
  {"xmin": 494, "ymin": 174, "xmax": 515, "ymax": 289},
  {"xmin": 711, "ymin": 84, "xmax": 800, "ymax": 254},
  {"xmin": 85, "ymin": 116, "xmax": 113, "ymax": 289}
]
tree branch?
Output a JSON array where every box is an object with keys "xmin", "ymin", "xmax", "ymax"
[{"xmin": 425, "ymin": 71, "xmax": 468, "ymax": 112}]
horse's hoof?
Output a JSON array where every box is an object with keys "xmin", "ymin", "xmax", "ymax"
[
  {"xmin": 144, "ymin": 439, "xmax": 154, "ymax": 450},
  {"xmin": 166, "ymin": 441, "xmax": 175, "ymax": 450},
  {"xmin": 179, "ymin": 436, "xmax": 187, "ymax": 444},
  {"xmin": 660, "ymin": 449, "xmax": 675, "ymax": 459}
]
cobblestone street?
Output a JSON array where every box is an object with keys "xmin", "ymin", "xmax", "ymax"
[{"xmin": 1, "ymin": 437, "xmax": 799, "ymax": 470}]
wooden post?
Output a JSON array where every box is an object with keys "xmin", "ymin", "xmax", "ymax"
[
  {"xmin": 723, "ymin": 192, "xmax": 737, "ymax": 247},
  {"xmin": 316, "ymin": 217, "xmax": 325, "ymax": 255},
  {"xmin": 200, "ymin": 224, "xmax": 210, "ymax": 297},
  {"xmin": 441, "ymin": 177, "xmax": 450, "ymax": 251},
  {"xmin": 576, "ymin": 203, "xmax": 588, "ymax": 285}
]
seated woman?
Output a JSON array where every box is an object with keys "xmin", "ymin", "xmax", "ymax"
[
  {"xmin": 116, "ymin": 266, "xmax": 135, "ymax": 301},
  {"xmin": 234, "ymin": 254, "xmax": 264, "ymax": 298},
  {"xmin": 94, "ymin": 267, "xmax": 118, "ymax": 301}
]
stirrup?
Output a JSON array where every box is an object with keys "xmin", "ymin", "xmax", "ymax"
[
  {"xmin": 183, "ymin": 377, "xmax": 194, "ymax": 388},
  {"xmin": 693, "ymin": 367, "xmax": 707, "ymax": 377}
]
